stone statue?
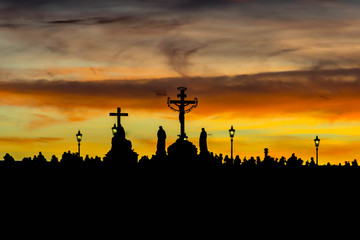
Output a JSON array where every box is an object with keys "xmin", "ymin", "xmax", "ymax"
[
  {"xmin": 156, "ymin": 126, "xmax": 166, "ymax": 157},
  {"xmin": 199, "ymin": 128, "xmax": 208, "ymax": 154}
]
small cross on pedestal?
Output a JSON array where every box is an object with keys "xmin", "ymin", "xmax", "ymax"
[{"xmin": 109, "ymin": 107, "xmax": 128, "ymax": 128}]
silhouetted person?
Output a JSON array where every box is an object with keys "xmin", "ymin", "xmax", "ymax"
[
  {"xmin": 234, "ymin": 155, "xmax": 241, "ymax": 167},
  {"xmin": 139, "ymin": 155, "xmax": 150, "ymax": 168},
  {"xmin": 61, "ymin": 151, "xmax": 83, "ymax": 168},
  {"xmin": 156, "ymin": 126, "xmax": 166, "ymax": 157},
  {"xmin": 224, "ymin": 155, "xmax": 233, "ymax": 166},
  {"xmin": 287, "ymin": 153, "xmax": 303, "ymax": 167},
  {"xmin": 22, "ymin": 157, "xmax": 32, "ymax": 166},
  {"xmin": 51, "ymin": 155, "xmax": 58, "ymax": 164},
  {"xmin": 199, "ymin": 128, "xmax": 208, "ymax": 155},
  {"xmin": 279, "ymin": 156, "xmax": 286, "ymax": 166},
  {"xmin": 3, "ymin": 153, "xmax": 15, "ymax": 164},
  {"xmin": 50, "ymin": 155, "xmax": 59, "ymax": 168},
  {"xmin": 309, "ymin": 157, "xmax": 316, "ymax": 167},
  {"xmin": 352, "ymin": 159, "xmax": 358, "ymax": 167},
  {"xmin": 34, "ymin": 152, "xmax": 46, "ymax": 165},
  {"xmin": 248, "ymin": 156, "xmax": 256, "ymax": 167},
  {"xmin": 257, "ymin": 156, "xmax": 261, "ymax": 165}
]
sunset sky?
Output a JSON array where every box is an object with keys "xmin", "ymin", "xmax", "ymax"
[{"xmin": 2, "ymin": 0, "xmax": 360, "ymax": 164}]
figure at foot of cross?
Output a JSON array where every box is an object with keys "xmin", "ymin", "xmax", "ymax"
[{"xmin": 156, "ymin": 126, "xmax": 166, "ymax": 157}]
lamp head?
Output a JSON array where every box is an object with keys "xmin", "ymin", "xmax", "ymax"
[
  {"xmin": 229, "ymin": 125, "xmax": 235, "ymax": 138},
  {"xmin": 314, "ymin": 135, "xmax": 320, "ymax": 147},
  {"xmin": 112, "ymin": 123, "xmax": 117, "ymax": 135},
  {"xmin": 76, "ymin": 130, "xmax": 82, "ymax": 142}
]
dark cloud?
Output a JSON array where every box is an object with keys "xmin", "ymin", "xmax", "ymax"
[
  {"xmin": 2, "ymin": 0, "xmax": 235, "ymax": 10},
  {"xmin": 268, "ymin": 48, "xmax": 301, "ymax": 57},
  {"xmin": 176, "ymin": 0, "xmax": 232, "ymax": 10},
  {"xmin": 0, "ymin": 23, "xmax": 21, "ymax": 28},
  {"xmin": 0, "ymin": 0, "xmax": 51, "ymax": 8},
  {"xmin": 47, "ymin": 19, "xmax": 83, "ymax": 24},
  {"xmin": 46, "ymin": 16, "xmax": 133, "ymax": 25},
  {"xmin": 1, "ymin": 0, "xmax": 358, "ymax": 12}
]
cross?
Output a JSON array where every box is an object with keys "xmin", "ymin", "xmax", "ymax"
[
  {"xmin": 109, "ymin": 107, "xmax": 128, "ymax": 128},
  {"xmin": 167, "ymin": 87, "xmax": 198, "ymax": 140}
]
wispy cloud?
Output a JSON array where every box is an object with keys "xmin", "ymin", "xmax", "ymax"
[
  {"xmin": 1, "ymin": 0, "xmax": 360, "ymax": 77},
  {"xmin": 159, "ymin": 36, "xmax": 207, "ymax": 77},
  {"xmin": 27, "ymin": 113, "xmax": 63, "ymax": 130},
  {"xmin": 0, "ymin": 136, "xmax": 63, "ymax": 144}
]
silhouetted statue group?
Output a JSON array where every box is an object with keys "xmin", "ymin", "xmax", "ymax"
[{"xmin": 1, "ymin": 87, "xmax": 360, "ymax": 171}]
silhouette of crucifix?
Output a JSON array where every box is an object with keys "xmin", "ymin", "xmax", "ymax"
[
  {"xmin": 109, "ymin": 107, "xmax": 128, "ymax": 128},
  {"xmin": 167, "ymin": 87, "xmax": 198, "ymax": 140}
]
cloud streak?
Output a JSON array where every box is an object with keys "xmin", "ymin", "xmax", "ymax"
[
  {"xmin": 1, "ymin": 68, "xmax": 360, "ymax": 121},
  {"xmin": 0, "ymin": 137, "xmax": 63, "ymax": 144}
]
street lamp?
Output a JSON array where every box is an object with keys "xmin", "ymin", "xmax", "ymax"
[
  {"xmin": 229, "ymin": 125, "xmax": 235, "ymax": 160},
  {"xmin": 314, "ymin": 135, "xmax": 320, "ymax": 166},
  {"xmin": 112, "ymin": 123, "xmax": 117, "ymax": 135},
  {"xmin": 76, "ymin": 130, "xmax": 82, "ymax": 156}
]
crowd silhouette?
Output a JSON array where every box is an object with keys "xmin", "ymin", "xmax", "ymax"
[{"xmin": 1, "ymin": 129, "xmax": 359, "ymax": 171}]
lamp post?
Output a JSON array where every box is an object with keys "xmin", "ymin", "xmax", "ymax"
[
  {"xmin": 76, "ymin": 130, "xmax": 82, "ymax": 156},
  {"xmin": 314, "ymin": 135, "xmax": 320, "ymax": 166},
  {"xmin": 229, "ymin": 125, "xmax": 235, "ymax": 160},
  {"xmin": 112, "ymin": 123, "xmax": 117, "ymax": 135}
]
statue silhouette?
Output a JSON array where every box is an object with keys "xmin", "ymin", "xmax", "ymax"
[
  {"xmin": 104, "ymin": 107, "xmax": 138, "ymax": 168},
  {"xmin": 156, "ymin": 126, "xmax": 166, "ymax": 157},
  {"xmin": 117, "ymin": 125, "xmax": 126, "ymax": 140},
  {"xmin": 104, "ymin": 126, "xmax": 138, "ymax": 168},
  {"xmin": 199, "ymin": 128, "xmax": 208, "ymax": 155}
]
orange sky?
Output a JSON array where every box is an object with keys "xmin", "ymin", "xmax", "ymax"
[{"xmin": 1, "ymin": 0, "xmax": 360, "ymax": 164}]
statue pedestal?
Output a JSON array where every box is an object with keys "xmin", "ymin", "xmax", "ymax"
[
  {"xmin": 167, "ymin": 138, "xmax": 197, "ymax": 165},
  {"xmin": 104, "ymin": 134, "xmax": 138, "ymax": 168},
  {"xmin": 155, "ymin": 149, "xmax": 167, "ymax": 160}
]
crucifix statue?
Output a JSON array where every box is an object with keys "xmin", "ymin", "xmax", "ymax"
[
  {"xmin": 109, "ymin": 107, "xmax": 128, "ymax": 128},
  {"xmin": 167, "ymin": 87, "xmax": 198, "ymax": 140}
]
